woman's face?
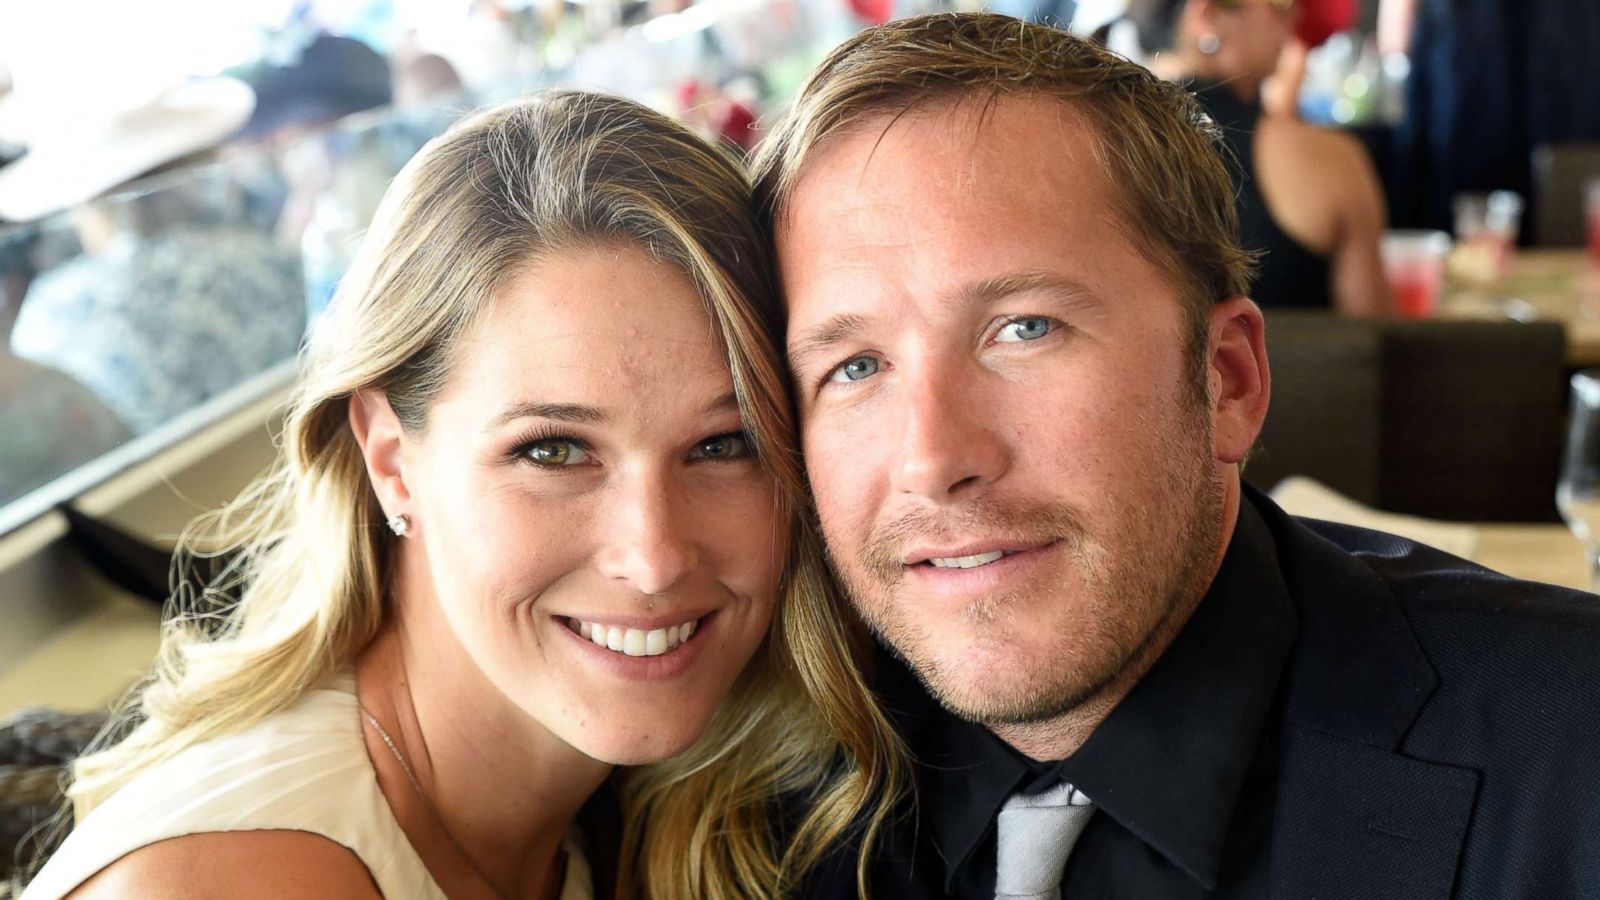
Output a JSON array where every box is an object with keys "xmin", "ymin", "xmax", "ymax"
[
  {"xmin": 391, "ymin": 243, "xmax": 785, "ymax": 764},
  {"xmin": 1208, "ymin": 0, "xmax": 1295, "ymax": 83}
]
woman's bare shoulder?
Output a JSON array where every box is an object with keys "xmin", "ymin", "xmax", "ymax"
[
  {"xmin": 63, "ymin": 829, "xmax": 383, "ymax": 899},
  {"xmin": 1261, "ymin": 116, "xmax": 1376, "ymax": 178}
]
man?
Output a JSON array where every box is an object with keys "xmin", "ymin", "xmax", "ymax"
[{"xmin": 753, "ymin": 14, "xmax": 1600, "ymax": 898}]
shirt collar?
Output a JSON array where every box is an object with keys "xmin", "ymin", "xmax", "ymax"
[{"xmin": 877, "ymin": 494, "xmax": 1300, "ymax": 892}]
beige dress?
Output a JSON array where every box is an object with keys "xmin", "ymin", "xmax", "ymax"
[{"xmin": 20, "ymin": 672, "xmax": 592, "ymax": 899}]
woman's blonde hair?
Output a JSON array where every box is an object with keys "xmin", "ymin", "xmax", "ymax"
[{"xmin": 53, "ymin": 90, "xmax": 901, "ymax": 897}]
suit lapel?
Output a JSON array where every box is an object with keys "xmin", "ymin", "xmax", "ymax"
[{"xmin": 1254, "ymin": 491, "xmax": 1482, "ymax": 899}]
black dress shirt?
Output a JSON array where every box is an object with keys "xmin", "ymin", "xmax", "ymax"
[{"xmin": 796, "ymin": 499, "xmax": 1299, "ymax": 897}]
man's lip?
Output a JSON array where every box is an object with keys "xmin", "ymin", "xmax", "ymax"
[{"xmin": 902, "ymin": 540, "xmax": 1055, "ymax": 566}]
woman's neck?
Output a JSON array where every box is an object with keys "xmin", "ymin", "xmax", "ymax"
[{"xmin": 356, "ymin": 616, "xmax": 612, "ymax": 899}]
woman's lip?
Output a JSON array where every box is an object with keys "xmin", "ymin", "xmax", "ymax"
[
  {"xmin": 558, "ymin": 611, "xmax": 715, "ymax": 681},
  {"xmin": 552, "ymin": 608, "xmax": 716, "ymax": 630}
]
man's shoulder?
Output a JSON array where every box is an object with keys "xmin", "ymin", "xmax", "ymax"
[
  {"xmin": 1294, "ymin": 515, "xmax": 1600, "ymax": 637},
  {"xmin": 1286, "ymin": 515, "xmax": 1600, "ymax": 733}
]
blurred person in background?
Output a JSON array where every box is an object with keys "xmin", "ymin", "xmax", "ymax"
[
  {"xmin": 0, "ymin": 225, "xmax": 129, "ymax": 507},
  {"xmin": 297, "ymin": 51, "xmax": 469, "ymax": 323},
  {"xmin": 16, "ymin": 91, "xmax": 892, "ymax": 900},
  {"xmin": 393, "ymin": 53, "xmax": 466, "ymax": 110},
  {"xmin": 226, "ymin": 31, "xmax": 394, "ymax": 246},
  {"xmin": 0, "ymin": 54, "xmax": 132, "ymax": 505},
  {"xmin": 1142, "ymin": 0, "xmax": 1394, "ymax": 315},
  {"xmin": 0, "ymin": 75, "xmax": 305, "ymax": 435}
]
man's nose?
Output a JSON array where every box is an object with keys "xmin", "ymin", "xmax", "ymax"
[
  {"xmin": 595, "ymin": 475, "xmax": 699, "ymax": 595},
  {"xmin": 889, "ymin": 363, "xmax": 1009, "ymax": 504}
]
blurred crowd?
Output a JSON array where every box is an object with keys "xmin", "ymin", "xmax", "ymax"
[
  {"xmin": 0, "ymin": 0, "xmax": 1596, "ymax": 509},
  {"xmin": 0, "ymin": 0, "xmax": 907, "ymax": 509}
]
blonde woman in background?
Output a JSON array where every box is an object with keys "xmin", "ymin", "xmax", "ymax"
[{"xmin": 18, "ymin": 90, "xmax": 899, "ymax": 900}]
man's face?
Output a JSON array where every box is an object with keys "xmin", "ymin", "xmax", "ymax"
[{"xmin": 778, "ymin": 95, "xmax": 1240, "ymax": 728}]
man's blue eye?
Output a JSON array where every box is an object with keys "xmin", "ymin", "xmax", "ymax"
[
  {"xmin": 995, "ymin": 317, "xmax": 1053, "ymax": 342},
  {"xmin": 829, "ymin": 356, "xmax": 880, "ymax": 383}
]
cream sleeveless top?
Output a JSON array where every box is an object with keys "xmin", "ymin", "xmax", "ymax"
[{"xmin": 21, "ymin": 672, "xmax": 592, "ymax": 899}]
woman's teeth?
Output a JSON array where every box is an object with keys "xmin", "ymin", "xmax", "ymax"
[{"xmin": 569, "ymin": 617, "xmax": 699, "ymax": 657}]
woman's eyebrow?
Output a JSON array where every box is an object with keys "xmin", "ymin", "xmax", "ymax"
[
  {"xmin": 489, "ymin": 401, "xmax": 608, "ymax": 429},
  {"xmin": 488, "ymin": 391, "xmax": 739, "ymax": 431}
]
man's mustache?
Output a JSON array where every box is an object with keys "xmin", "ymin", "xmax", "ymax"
[{"xmin": 856, "ymin": 500, "xmax": 1090, "ymax": 581}]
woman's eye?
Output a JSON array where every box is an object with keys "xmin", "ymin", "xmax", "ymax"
[
  {"xmin": 995, "ymin": 316, "xmax": 1054, "ymax": 343},
  {"xmin": 827, "ymin": 355, "xmax": 881, "ymax": 383},
  {"xmin": 690, "ymin": 433, "xmax": 752, "ymax": 461},
  {"xmin": 524, "ymin": 439, "xmax": 590, "ymax": 467}
]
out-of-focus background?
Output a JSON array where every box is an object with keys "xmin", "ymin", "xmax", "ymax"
[{"xmin": 1, "ymin": 0, "xmax": 1599, "ymax": 885}]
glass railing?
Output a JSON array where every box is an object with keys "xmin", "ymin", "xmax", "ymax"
[{"xmin": 0, "ymin": 0, "xmax": 940, "ymax": 536}]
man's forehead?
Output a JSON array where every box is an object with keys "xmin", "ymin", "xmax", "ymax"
[{"xmin": 781, "ymin": 92, "xmax": 1101, "ymax": 208}]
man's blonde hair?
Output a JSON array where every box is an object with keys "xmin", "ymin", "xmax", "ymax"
[{"xmin": 751, "ymin": 12, "xmax": 1256, "ymax": 376}]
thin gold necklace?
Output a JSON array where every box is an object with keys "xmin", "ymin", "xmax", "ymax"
[{"xmin": 358, "ymin": 702, "xmax": 563, "ymax": 900}]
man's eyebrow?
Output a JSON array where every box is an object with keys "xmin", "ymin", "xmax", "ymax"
[
  {"xmin": 951, "ymin": 271, "xmax": 1105, "ymax": 310},
  {"xmin": 489, "ymin": 401, "xmax": 608, "ymax": 430},
  {"xmin": 787, "ymin": 313, "xmax": 870, "ymax": 372}
]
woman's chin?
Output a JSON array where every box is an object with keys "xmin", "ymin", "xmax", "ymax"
[{"xmin": 574, "ymin": 726, "xmax": 706, "ymax": 766}]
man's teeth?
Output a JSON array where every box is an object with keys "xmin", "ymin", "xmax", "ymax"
[
  {"xmin": 927, "ymin": 550, "xmax": 1008, "ymax": 569},
  {"xmin": 571, "ymin": 617, "xmax": 698, "ymax": 657}
]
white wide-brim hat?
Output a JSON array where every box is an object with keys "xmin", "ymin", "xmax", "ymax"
[{"xmin": 0, "ymin": 75, "xmax": 255, "ymax": 223}]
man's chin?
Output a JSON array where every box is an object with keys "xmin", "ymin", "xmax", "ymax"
[{"xmin": 903, "ymin": 645, "xmax": 1111, "ymax": 727}]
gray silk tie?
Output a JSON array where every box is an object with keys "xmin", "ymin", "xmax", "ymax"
[{"xmin": 993, "ymin": 782, "xmax": 1095, "ymax": 900}]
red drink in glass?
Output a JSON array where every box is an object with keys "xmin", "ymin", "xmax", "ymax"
[
  {"xmin": 1381, "ymin": 230, "xmax": 1452, "ymax": 318},
  {"xmin": 1391, "ymin": 264, "xmax": 1444, "ymax": 318}
]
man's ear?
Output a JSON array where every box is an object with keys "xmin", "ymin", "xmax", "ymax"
[
  {"xmin": 1207, "ymin": 297, "xmax": 1271, "ymax": 465},
  {"xmin": 349, "ymin": 389, "xmax": 413, "ymax": 519}
]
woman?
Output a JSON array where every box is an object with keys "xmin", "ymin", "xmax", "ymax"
[
  {"xmin": 19, "ymin": 91, "xmax": 898, "ymax": 899},
  {"xmin": 1147, "ymin": 0, "xmax": 1394, "ymax": 316}
]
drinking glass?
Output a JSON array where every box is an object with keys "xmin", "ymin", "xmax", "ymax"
[
  {"xmin": 1452, "ymin": 190, "xmax": 1522, "ymax": 283},
  {"xmin": 1557, "ymin": 369, "xmax": 1600, "ymax": 592},
  {"xmin": 1381, "ymin": 229, "xmax": 1452, "ymax": 318}
]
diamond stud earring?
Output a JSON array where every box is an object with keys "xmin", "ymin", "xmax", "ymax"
[{"xmin": 386, "ymin": 514, "xmax": 411, "ymax": 537}]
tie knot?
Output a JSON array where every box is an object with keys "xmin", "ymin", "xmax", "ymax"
[
  {"xmin": 994, "ymin": 782, "xmax": 1096, "ymax": 900},
  {"xmin": 1000, "ymin": 781, "xmax": 1093, "ymax": 813}
]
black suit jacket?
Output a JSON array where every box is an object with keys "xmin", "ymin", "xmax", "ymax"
[
  {"xmin": 1261, "ymin": 494, "xmax": 1600, "ymax": 899},
  {"xmin": 791, "ymin": 488, "xmax": 1600, "ymax": 898}
]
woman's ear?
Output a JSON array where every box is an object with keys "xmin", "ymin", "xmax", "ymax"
[{"xmin": 349, "ymin": 389, "xmax": 412, "ymax": 517}]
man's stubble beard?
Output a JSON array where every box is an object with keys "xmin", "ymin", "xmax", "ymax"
[{"xmin": 825, "ymin": 399, "xmax": 1227, "ymax": 730}]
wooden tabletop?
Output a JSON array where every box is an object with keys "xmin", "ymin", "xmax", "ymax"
[
  {"xmin": 1272, "ymin": 477, "xmax": 1594, "ymax": 593},
  {"xmin": 1440, "ymin": 249, "xmax": 1600, "ymax": 366},
  {"xmin": 1475, "ymin": 522, "xmax": 1593, "ymax": 592}
]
